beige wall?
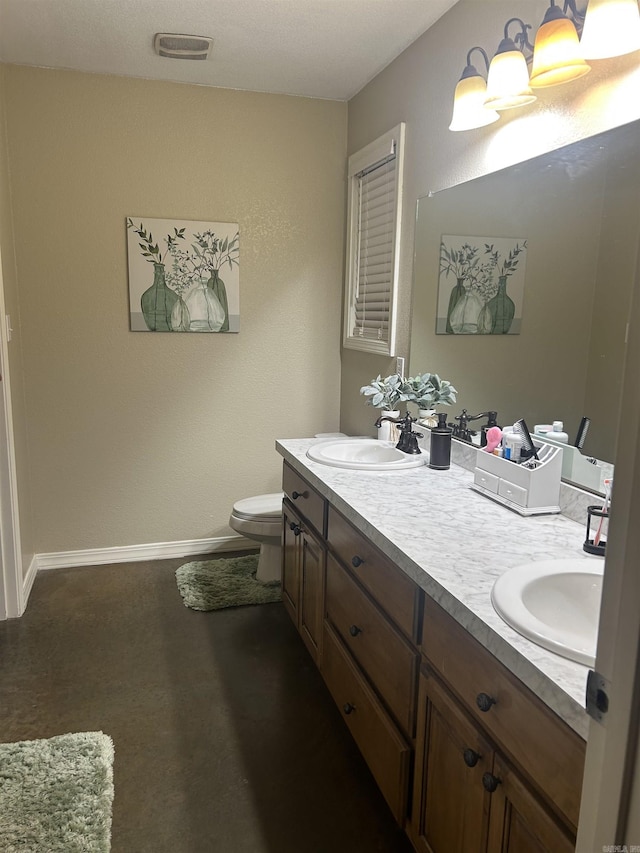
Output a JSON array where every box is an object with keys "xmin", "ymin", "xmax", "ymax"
[
  {"xmin": 342, "ymin": 0, "xmax": 640, "ymax": 437},
  {"xmin": 0, "ymin": 66, "xmax": 34, "ymax": 577},
  {"xmin": 2, "ymin": 66, "xmax": 346, "ymax": 553}
]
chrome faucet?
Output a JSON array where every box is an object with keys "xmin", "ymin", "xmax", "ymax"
[{"xmin": 375, "ymin": 413, "xmax": 423, "ymax": 455}]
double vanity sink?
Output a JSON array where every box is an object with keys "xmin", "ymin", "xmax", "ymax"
[{"xmin": 305, "ymin": 436, "xmax": 604, "ymax": 672}]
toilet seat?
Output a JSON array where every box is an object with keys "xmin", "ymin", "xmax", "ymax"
[{"xmin": 231, "ymin": 492, "xmax": 283, "ymax": 523}]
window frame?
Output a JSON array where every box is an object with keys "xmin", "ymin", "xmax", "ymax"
[{"xmin": 342, "ymin": 122, "xmax": 406, "ymax": 356}]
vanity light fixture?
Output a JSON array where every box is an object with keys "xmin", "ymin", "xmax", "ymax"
[
  {"xmin": 579, "ymin": 0, "xmax": 640, "ymax": 58},
  {"xmin": 529, "ymin": 1, "xmax": 591, "ymax": 87},
  {"xmin": 449, "ymin": 0, "xmax": 640, "ymax": 131},
  {"xmin": 484, "ymin": 18, "xmax": 537, "ymax": 110},
  {"xmin": 449, "ymin": 47, "xmax": 501, "ymax": 131}
]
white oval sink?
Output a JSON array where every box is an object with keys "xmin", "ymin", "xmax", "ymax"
[
  {"xmin": 306, "ymin": 438, "xmax": 425, "ymax": 471},
  {"xmin": 491, "ymin": 558, "xmax": 604, "ymax": 666}
]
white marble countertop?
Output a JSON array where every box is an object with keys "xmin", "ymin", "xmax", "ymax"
[{"xmin": 276, "ymin": 437, "xmax": 597, "ymax": 739}]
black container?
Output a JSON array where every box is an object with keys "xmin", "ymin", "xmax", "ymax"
[
  {"xmin": 583, "ymin": 504, "xmax": 607, "ymax": 556},
  {"xmin": 429, "ymin": 413, "xmax": 452, "ymax": 470}
]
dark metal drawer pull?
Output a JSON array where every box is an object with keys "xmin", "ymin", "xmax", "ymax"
[
  {"xmin": 482, "ymin": 772, "xmax": 501, "ymax": 793},
  {"xmin": 463, "ymin": 748, "xmax": 480, "ymax": 768},
  {"xmin": 351, "ymin": 555, "xmax": 364, "ymax": 568},
  {"xmin": 291, "ymin": 490, "xmax": 307, "ymax": 500},
  {"xmin": 343, "ymin": 703, "xmax": 355, "ymax": 715},
  {"xmin": 349, "ymin": 625, "xmax": 362, "ymax": 638},
  {"xmin": 476, "ymin": 692, "xmax": 497, "ymax": 713}
]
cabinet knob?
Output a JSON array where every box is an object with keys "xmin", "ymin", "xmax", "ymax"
[
  {"xmin": 351, "ymin": 555, "xmax": 364, "ymax": 568},
  {"xmin": 291, "ymin": 490, "xmax": 307, "ymax": 500},
  {"xmin": 476, "ymin": 692, "xmax": 497, "ymax": 713},
  {"xmin": 482, "ymin": 772, "xmax": 501, "ymax": 793},
  {"xmin": 343, "ymin": 703, "xmax": 355, "ymax": 715},
  {"xmin": 463, "ymin": 748, "xmax": 480, "ymax": 768},
  {"xmin": 349, "ymin": 624, "xmax": 362, "ymax": 638},
  {"xmin": 291, "ymin": 524, "xmax": 302, "ymax": 537}
]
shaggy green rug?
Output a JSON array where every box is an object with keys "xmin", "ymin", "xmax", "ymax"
[
  {"xmin": 0, "ymin": 731, "xmax": 114, "ymax": 853},
  {"xmin": 176, "ymin": 554, "xmax": 281, "ymax": 611}
]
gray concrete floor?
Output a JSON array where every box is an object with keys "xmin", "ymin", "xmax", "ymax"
[{"xmin": 0, "ymin": 553, "xmax": 414, "ymax": 853}]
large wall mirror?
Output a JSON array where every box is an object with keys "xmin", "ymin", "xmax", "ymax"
[{"xmin": 410, "ymin": 119, "xmax": 640, "ymax": 495}]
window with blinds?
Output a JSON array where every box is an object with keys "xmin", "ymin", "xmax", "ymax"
[{"xmin": 343, "ymin": 123, "xmax": 405, "ymax": 356}]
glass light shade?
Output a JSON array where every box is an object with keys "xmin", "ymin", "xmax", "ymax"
[
  {"xmin": 449, "ymin": 74, "xmax": 500, "ymax": 131},
  {"xmin": 530, "ymin": 14, "xmax": 591, "ymax": 87},
  {"xmin": 485, "ymin": 48, "xmax": 537, "ymax": 110},
  {"xmin": 580, "ymin": 0, "xmax": 640, "ymax": 59}
]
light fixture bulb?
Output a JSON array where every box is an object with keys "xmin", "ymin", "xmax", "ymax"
[
  {"xmin": 485, "ymin": 38, "xmax": 537, "ymax": 110},
  {"xmin": 530, "ymin": 4, "xmax": 591, "ymax": 87},
  {"xmin": 580, "ymin": 0, "xmax": 640, "ymax": 59},
  {"xmin": 449, "ymin": 67, "xmax": 500, "ymax": 131}
]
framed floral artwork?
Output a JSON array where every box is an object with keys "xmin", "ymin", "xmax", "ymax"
[
  {"xmin": 126, "ymin": 217, "xmax": 240, "ymax": 332},
  {"xmin": 436, "ymin": 235, "xmax": 527, "ymax": 335}
]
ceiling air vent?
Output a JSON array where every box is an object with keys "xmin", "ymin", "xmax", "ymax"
[{"xmin": 153, "ymin": 33, "xmax": 213, "ymax": 61}]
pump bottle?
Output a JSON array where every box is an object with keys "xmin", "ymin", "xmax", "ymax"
[{"xmin": 429, "ymin": 413, "xmax": 452, "ymax": 470}]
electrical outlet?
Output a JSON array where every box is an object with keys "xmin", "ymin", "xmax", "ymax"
[{"xmin": 396, "ymin": 356, "xmax": 405, "ymax": 378}]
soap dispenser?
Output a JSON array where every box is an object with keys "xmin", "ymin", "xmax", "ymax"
[{"xmin": 429, "ymin": 413, "xmax": 452, "ymax": 470}]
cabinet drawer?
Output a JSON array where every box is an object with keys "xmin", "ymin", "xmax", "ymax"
[
  {"xmin": 422, "ymin": 596, "xmax": 586, "ymax": 830},
  {"xmin": 327, "ymin": 506, "xmax": 418, "ymax": 640},
  {"xmin": 321, "ymin": 621, "xmax": 411, "ymax": 825},
  {"xmin": 474, "ymin": 468, "xmax": 499, "ymax": 494},
  {"xmin": 326, "ymin": 554, "xmax": 418, "ymax": 736},
  {"xmin": 498, "ymin": 478, "xmax": 528, "ymax": 507},
  {"xmin": 282, "ymin": 462, "xmax": 326, "ymax": 536}
]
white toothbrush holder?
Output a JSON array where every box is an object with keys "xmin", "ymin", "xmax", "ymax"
[{"xmin": 471, "ymin": 441, "xmax": 563, "ymax": 515}]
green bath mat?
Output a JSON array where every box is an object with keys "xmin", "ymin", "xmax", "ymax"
[
  {"xmin": 0, "ymin": 730, "xmax": 114, "ymax": 853},
  {"xmin": 176, "ymin": 554, "xmax": 281, "ymax": 611}
]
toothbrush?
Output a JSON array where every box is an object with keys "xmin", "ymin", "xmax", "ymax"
[{"xmin": 594, "ymin": 478, "xmax": 613, "ymax": 547}]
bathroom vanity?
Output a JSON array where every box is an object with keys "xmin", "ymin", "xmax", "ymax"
[{"xmin": 277, "ymin": 437, "xmax": 590, "ymax": 853}]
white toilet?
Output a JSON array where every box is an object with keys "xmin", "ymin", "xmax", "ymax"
[{"xmin": 229, "ymin": 492, "xmax": 284, "ymax": 583}]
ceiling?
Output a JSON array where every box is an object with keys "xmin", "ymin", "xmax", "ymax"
[{"xmin": 0, "ymin": 0, "xmax": 458, "ymax": 101}]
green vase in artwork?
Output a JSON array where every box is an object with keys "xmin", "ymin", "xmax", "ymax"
[
  {"xmin": 140, "ymin": 262, "xmax": 179, "ymax": 332},
  {"xmin": 446, "ymin": 277, "xmax": 466, "ymax": 334},
  {"xmin": 483, "ymin": 274, "xmax": 515, "ymax": 334},
  {"xmin": 207, "ymin": 269, "xmax": 229, "ymax": 332}
]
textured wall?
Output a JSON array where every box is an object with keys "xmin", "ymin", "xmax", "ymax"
[
  {"xmin": 3, "ymin": 66, "xmax": 346, "ymax": 552},
  {"xmin": 342, "ymin": 0, "xmax": 640, "ymax": 438}
]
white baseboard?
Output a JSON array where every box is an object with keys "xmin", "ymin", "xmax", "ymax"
[
  {"xmin": 35, "ymin": 535, "xmax": 255, "ymax": 572},
  {"xmin": 20, "ymin": 555, "xmax": 38, "ymax": 615}
]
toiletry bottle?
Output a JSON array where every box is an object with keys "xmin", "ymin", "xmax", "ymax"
[
  {"xmin": 429, "ymin": 413, "xmax": 452, "ymax": 470},
  {"xmin": 551, "ymin": 420, "xmax": 569, "ymax": 443}
]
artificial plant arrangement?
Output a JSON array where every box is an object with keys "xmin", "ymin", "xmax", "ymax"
[
  {"xmin": 404, "ymin": 373, "xmax": 457, "ymax": 411},
  {"xmin": 360, "ymin": 372, "xmax": 457, "ymax": 414},
  {"xmin": 359, "ymin": 374, "xmax": 414, "ymax": 412}
]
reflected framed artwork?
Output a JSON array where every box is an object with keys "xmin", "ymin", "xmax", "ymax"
[{"xmin": 436, "ymin": 235, "xmax": 527, "ymax": 335}]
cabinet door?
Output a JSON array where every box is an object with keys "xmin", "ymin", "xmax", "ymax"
[
  {"xmin": 486, "ymin": 755, "xmax": 575, "ymax": 853},
  {"xmin": 299, "ymin": 526, "xmax": 325, "ymax": 664},
  {"xmin": 282, "ymin": 502, "xmax": 301, "ymax": 626},
  {"xmin": 410, "ymin": 668, "xmax": 492, "ymax": 853}
]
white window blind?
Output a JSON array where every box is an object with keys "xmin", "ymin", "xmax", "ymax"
[{"xmin": 343, "ymin": 123, "xmax": 405, "ymax": 356}]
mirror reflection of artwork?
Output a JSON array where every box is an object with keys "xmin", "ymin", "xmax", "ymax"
[
  {"xmin": 126, "ymin": 217, "xmax": 240, "ymax": 333},
  {"xmin": 436, "ymin": 235, "xmax": 527, "ymax": 335}
]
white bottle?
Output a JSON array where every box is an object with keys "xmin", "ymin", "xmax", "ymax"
[{"xmin": 551, "ymin": 420, "xmax": 569, "ymax": 443}]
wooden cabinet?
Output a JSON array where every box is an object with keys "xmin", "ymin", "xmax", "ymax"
[
  {"xmin": 322, "ymin": 621, "xmax": 411, "ymax": 824},
  {"xmin": 279, "ymin": 458, "xmax": 586, "ymax": 853},
  {"xmin": 324, "ymin": 506, "xmax": 419, "ymax": 822},
  {"xmin": 408, "ymin": 597, "xmax": 585, "ymax": 853},
  {"xmin": 282, "ymin": 464, "xmax": 326, "ymax": 665}
]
